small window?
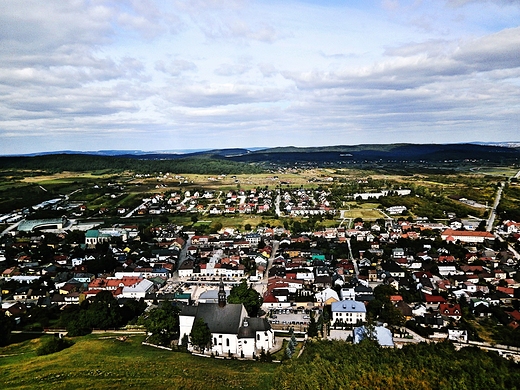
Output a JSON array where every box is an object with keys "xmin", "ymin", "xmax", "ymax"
[{"xmin": 226, "ymin": 339, "xmax": 230, "ymax": 347}]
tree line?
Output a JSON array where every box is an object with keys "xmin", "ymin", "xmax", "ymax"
[
  {"xmin": 271, "ymin": 339, "xmax": 520, "ymax": 390},
  {"xmin": 0, "ymin": 154, "xmax": 264, "ymax": 175}
]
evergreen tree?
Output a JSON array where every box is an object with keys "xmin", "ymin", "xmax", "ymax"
[
  {"xmin": 0, "ymin": 311, "xmax": 13, "ymax": 346},
  {"xmin": 190, "ymin": 317, "xmax": 212, "ymax": 352},
  {"xmin": 285, "ymin": 344, "xmax": 293, "ymax": 359},
  {"xmin": 307, "ymin": 313, "xmax": 319, "ymax": 338},
  {"xmin": 227, "ymin": 279, "xmax": 263, "ymax": 316}
]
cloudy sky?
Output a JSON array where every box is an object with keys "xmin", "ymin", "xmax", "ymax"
[{"xmin": 1, "ymin": 0, "xmax": 519, "ymax": 154}]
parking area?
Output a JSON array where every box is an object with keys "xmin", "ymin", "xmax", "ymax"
[{"xmin": 267, "ymin": 308, "xmax": 321, "ymax": 329}]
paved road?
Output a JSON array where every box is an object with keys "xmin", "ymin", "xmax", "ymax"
[
  {"xmin": 275, "ymin": 191, "xmax": 281, "ymax": 217},
  {"xmin": 175, "ymin": 236, "xmax": 191, "ymax": 272},
  {"xmin": 487, "ymin": 169, "xmax": 520, "ymax": 232},
  {"xmin": 123, "ymin": 199, "xmax": 150, "ymax": 218},
  {"xmin": 486, "ymin": 182, "xmax": 504, "ymax": 232},
  {"xmin": 1, "ymin": 220, "xmax": 23, "ymax": 236},
  {"xmin": 253, "ymin": 240, "xmax": 279, "ymax": 296},
  {"xmin": 338, "ymin": 208, "xmax": 352, "ymax": 229}
]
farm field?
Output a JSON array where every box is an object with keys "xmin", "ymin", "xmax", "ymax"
[
  {"xmin": 1, "ymin": 164, "xmax": 518, "ymax": 223},
  {"xmin": 0, "ymin": 333, "xmax": 277, "ymax": 390}
]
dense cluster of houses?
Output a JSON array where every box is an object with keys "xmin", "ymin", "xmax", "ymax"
[
  {"xmin": 256, "ymin": 217, "xmax": 520, "ymax": 342},
  {"xmin": 2, "ymin": 203, "xmax": 520, "ymax": 351},
  {"xmin": 108, "ymin": 187, "xmax": 340, "ymax": 217},
  {"xmin": 0, "ymin": 224, "xmax": 184, "ymax": 319}
]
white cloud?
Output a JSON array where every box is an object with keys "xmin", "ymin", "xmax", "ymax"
[
  {"xmin": 155, "ymin": 59, "xmax": 198, "ymax": 76},
  {"xmin": 214, "ymin": 61, "xmax": 251, "ymax": 76},
  {"xmin": 0, "ymin": 0, "xmax": 520, "ymax": 153},
  {"xmin": 454, "ymin": 27, "xmax": 520, "ymax": 70}
]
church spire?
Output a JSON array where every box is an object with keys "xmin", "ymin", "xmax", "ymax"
[{"xmin": 218, "ymin": 277, "xmax": 226, "ymax": 307}]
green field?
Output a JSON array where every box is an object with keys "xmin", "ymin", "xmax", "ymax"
[
  {"xmin": 0, "ymin": 165, "xmax": 517, "ymax": 221},
  {"xmin": 343, "ymin": 202, "xmax": 386, "ymax": 221},
  {"xmin": 0, "ymin": 334, "xmax": 277, "ymax": 390}
]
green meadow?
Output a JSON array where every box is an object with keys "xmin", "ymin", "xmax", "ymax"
[{"xmin": 0, "ymin": 334, "xmax": 277, "ymax": 390}]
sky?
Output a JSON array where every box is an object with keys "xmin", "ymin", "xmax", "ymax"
[{"xmin": 1, "ymin": 0, "xmax": 520, "ymax": 155}]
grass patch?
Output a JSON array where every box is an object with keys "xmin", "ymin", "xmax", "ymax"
[
  {"xmin": 271, "ymin": 339, "xmax": 304, "ymax": 361},
  {"xmin": 0, "ymin": 333, "xmax": 277, "ymax": 390},
  {"xmin": 343, "ymin": 209, "xmax": 386, "ymax": 220}
]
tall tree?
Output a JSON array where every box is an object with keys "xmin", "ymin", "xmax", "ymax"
[
  {"xmin": 140, "ymin": 302, "xmax": 180, "ymax": 346},
  {"xmin": 190, "ymin": 317, "xmax": 211, "ymax": 352},
  {"xmin": 307, "ymin": 312, "xmax": 319, "ymax": 338},
  {"xmin": 0, "ymin": 311, "xmax": 13, "ymax": 346},
  {"xmin": 227, "ymin": 280, "xmax": 263, "ymax": 317},
  {"xmin": 86, "ymin": 290, "xmax": 122, "ymax": 330}
]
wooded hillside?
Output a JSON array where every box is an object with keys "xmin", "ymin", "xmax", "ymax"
[{"xmin": 272, "ymin": 340, "xmax": 520, "ymax": 390}]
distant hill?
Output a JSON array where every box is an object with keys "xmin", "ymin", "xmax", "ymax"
[
  {"xmin": 226, "ymin": 143, "xmax": 520, "ymax": 165},
  {"xmin": 11, "ymin": 148, "xmax": 261, "ymax": 158},
  {"xmin": 0, "ymin": 153, "xmax": 264, "ymax": 175},
  {"xmin": 1, "ymin": 143, "xmax": 519, "ymax": 173}
]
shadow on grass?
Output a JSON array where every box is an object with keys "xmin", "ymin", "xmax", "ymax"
[{"xmin": 9, "ymin": 332, "xmax": 45, "ymax": 345}]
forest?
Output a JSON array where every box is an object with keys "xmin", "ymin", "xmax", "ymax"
[
  {"xmin": 0, "ymin": 154, "xmax": 264, "ymax": 175},
  {"xmin": 271, "ymin": 339, "xmax": 520, "ymax": 390}
]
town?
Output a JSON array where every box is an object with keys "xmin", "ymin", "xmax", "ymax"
[{"xmin": 2, "ymin": 165, "xmax": 520, "ymax": 367}]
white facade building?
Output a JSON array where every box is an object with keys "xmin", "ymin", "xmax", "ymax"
[{"xmin": 331, "ymin": 300, "xmax": 366, "ymax": 325}]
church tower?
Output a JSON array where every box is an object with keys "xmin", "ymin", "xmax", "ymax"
[{"xmin": 218, "ymin": 277, "xmax": 226, "ymax": 307}]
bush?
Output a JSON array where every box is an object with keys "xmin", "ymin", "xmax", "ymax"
[{"xmin": 36, "ymin": 337, "xmax": 74, "ymax": 356}]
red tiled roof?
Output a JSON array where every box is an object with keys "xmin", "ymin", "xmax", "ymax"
[
  {"xmin": 439, "ymin": 303, "xmax": 461, "ymax": 316},
  {"xmin": 424, "ymin": 295, "xmax": 447, "ymax": 303},
  {"xmin": 441, "ymin": 229, "xmax": 494, "ymax": 239},
  {"xmin": 497, "ymin": 286, "xmax": 515, "ymax": 296}
]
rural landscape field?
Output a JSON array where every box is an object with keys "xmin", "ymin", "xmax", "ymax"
[
  {"xmin": 1, "ymin": 333, "xmax": 277, "ymax": 390},
  {"xmin": 2, "ymin": 148, "xmax": 520, "ymax": 390}
]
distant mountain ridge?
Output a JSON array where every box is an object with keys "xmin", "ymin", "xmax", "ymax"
[
  {"xmin": 225, "ymin": 143, "xmax": 520, "ymax": 164},
  {"xmin": 10, "ymin": 148, "xmax": 262, "ymax": 158},
  {"xmin": 2, "ymin": 143, "xmax": 520, "ymax": 167}
]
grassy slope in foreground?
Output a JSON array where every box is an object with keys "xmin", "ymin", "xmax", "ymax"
[{"xmin": 0, "ymin": 334, "xmax": 276, "ymax": 390}]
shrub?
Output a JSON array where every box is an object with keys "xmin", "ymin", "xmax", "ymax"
[{"xmin": 36, "ymin": 337, "xmax": 74, "ymax": 356}]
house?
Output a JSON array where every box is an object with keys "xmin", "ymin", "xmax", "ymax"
[
  {"xmin": 179, "ymin": 280, "xmax": 274, "ymax": 358},
  {"xmin": 261, "ymin": 293, "xmax": 291, "ymax": 310},
  {"xmin": 340, "ymin": 287, "xmax": 355, "ymax": 301},
  {"xmin": 448, "ymin": 329, "xmax": 468, "ymax": 342},
  {"xmin": 424, "ymin": 294, "xmax": 447, "ymax": 309},
  {"xmin": 121, "ymin": 279, "xmax": 155, "ymax": 299},
  {"xmin": 314, "ymin": 275, "xmax": 332, "ymax": 289},
  {"xmin": 4, "ymin": 302, "xmax": 27, "ymax": 323},
  {"xmin": 392, "ymin": 248, "xmax": 405, "ymax": 259},
  {"xmin": 438, "ymin": 265, "xmax": 459, "ymax": 276},
  {"xmin": 314, "ymin": 288, "xmax": 339, "ymax": 305},
  {"xmin": 441, "ymin": 229, "xmax": 495, "ymax": 243},
  {"xmin": 395, "ymin": 300, "xmax": 413, "ymax": 320},
  {"xmin": 354, "ymin": 285, "xmax": 374, "ymax": 301},
  {"xmin": 331, "ymin": 300, "xmax": 366, "ymax": 326},
  {"xmin": 244, "ymin": 233, "xmax": 261, "ymax": 246},
  {"xmin": 178, "ymin": 260, "xmax": 195, "ymax": 278},
  {"xmin": 439, "ymin": 303, "xmax": 462, "ymax": 321},
  {"xmin": 381, "ymin": 261, "xmax": 406, "ymax": 278}
]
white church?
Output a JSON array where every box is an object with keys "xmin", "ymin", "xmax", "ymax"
[{"xmin": 179, "ymin": 280, "xmax": 275, "ymax": 358}]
